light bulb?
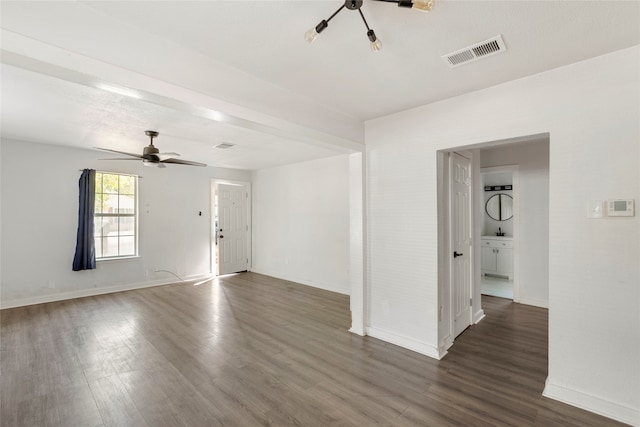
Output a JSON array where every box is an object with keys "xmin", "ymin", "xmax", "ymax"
[
  {"xmin": 304, "ymin": 20, "xmax": 328, "ymax": 44},
  {"xmin": 412, "ymin": 0, "xmax": 434, "ymax": 12},
  {"xmin": 370, "ymin": 39, "xmax": 382, "ymax": 52},
  {"xmin": 367, "ymin": 29, "xmax": 382, "ymax": 52},
  {"xmin": 304, "ymin": 28, "xmax": 319, "ymax": 43}
]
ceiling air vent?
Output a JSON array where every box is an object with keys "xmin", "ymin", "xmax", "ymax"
[
  {"xmin": 214, "ymin": 143, "xmax": 235, "ymax": 149},
  {"xmin": 442, "ymin": 35, "xmax": 507, "ymax": 68}
]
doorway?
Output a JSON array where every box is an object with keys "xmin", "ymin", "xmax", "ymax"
[
  {"xmin": 480, "ymin": 166, "xmax": 519, "ymax": 301},
  {"xmin": 211, "ymin": 180, "xmax": 251, "ymax": 276},
  {"xmin": 439, "ymin": 133, "xmax": 550, "ymax": 354}
]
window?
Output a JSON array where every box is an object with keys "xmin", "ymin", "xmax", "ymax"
[{"xmin": 94, "ymin": 172, "xmax": 138, "ymax": 259}]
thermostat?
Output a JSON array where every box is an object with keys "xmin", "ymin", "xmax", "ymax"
[{"xmin": 607, "ymin": 199, "xmax": 634, "ymax": 217}]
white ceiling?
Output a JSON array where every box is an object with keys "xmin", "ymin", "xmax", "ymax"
[
  {"xmin": 1, "ymin": 1, "xmax": 639, "ymax": 170},
  {"xmin": 1, "ymin": 63, "xmax": 342, "ymax": 170},
  {"xmin": 82, "ymin": 0, "xmax": 640, "ymax": 119}
]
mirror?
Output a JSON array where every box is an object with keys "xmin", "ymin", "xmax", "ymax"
[{"xmin": 486, "ymin": 194, "xmax": 513, "ymax": 221}]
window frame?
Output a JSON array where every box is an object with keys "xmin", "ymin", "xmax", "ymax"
[{"xmin": 94, "ymin": 171, "xmax": 139, "ymax": 261}]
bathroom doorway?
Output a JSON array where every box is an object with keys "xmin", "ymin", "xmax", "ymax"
[
  {"xmin": 480, "ymin": 166, "xmax": 519, "ymax": 300},
  {"xmin": 478, "ymin": 137, "xmax": 550, "ymax": 309},
  {"xmin": 438, "ymin": 134, "xmax": 550, "ymax": 355}
]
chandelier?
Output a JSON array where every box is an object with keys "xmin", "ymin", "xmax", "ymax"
[{"xmin": 305, "ymin": 0, "xmax": 434, "ymax": 52}]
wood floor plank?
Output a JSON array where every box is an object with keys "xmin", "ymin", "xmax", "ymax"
[
  {"xmin": 54, "ymin": 384, "xmax": 103, "ymax": 427},
  {"xmin": 118, "ymin": 368, "xmax": 222, "ymax": 427},
  {"xmin": 305, "ymin": 379, "xmax": 410, "ymax": 425},
  {"xmin": 14, "ymin": 393, "xmax": 60, "ymax": 427},
  {"xmin": 0, "ymin": 272, "xmax": 625, "ymax": 426},
  {"xmin": 88, "ymin": 374, "xmax": 149, "ymax": 427}
]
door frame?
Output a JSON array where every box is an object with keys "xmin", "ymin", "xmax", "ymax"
[
  {"xmin": 210, "ymin": 179, "xmax": 252, "ymax": 276},
  {"xmin": 439, "ymin": 133, "xmax": 548, "ymax": 358},
  {"xmin": 480, "ymin": 165, "xmax": 520, "ymax": 302}
]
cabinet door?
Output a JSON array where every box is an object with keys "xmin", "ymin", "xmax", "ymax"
[
  {"xmin": 496, "ymin": 248, "xmax": 514, "ymax": 274},
  {"xmin": 481, "ymin": 247, "xmax": 497, "ymax": 272}
]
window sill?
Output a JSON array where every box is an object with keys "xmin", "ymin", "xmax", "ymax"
[{"xmin": 97, "ymin": 256, "xmax": 140, "ymax": 263}]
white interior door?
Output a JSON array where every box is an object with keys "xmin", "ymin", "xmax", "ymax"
[
  {"xmin": 451, "ymin": 152, "xmax": 473, "ymax": 338},
  {"xmin": 217, "ymin": 183, "xmax": 248, "ymax": 275}
]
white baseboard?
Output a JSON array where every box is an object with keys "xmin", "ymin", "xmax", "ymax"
[
  {"xmin": 349, "ymin": 309, "xmax": 366, "ymax": 337},
  {"xmin": 366, "ymin": 326, "xmax": 441, "ymax": 360},
  {"xmin": 0, "ymin": 273, "xmax": 211, "ymax": 310},
  {"xmin": 517, "ymin": 297, "xmax": 549, "ymax": 309},
  {"xmin": 473, "ymin": 309, "xmax": 486, "ymax": 324},
  {"xmin": 250, "ymin": 268, "xmax": 349, "ymax": 296},
  {"xmin": 543, "ymin": 378, "xmax": 640, "ymax": 426},
  {"xmin": 438, "ymin": 334, "xmax": 454, "ymax": 359},
  {"xmin": 349, "ymin": 326, "xmax": 366, "ymax": 336}
]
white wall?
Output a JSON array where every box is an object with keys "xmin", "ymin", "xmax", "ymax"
[
  {"xmin": 251, "ymin": 155, "xmax": 350, "ymax": 294},
  {"xmin": 482, "ymin": 140, "xmax": 550, "ymax": 306},
  {"xmin": 0, "ymin": 139, "xmax": 250, "ymax": 308},
  {"xmin": 365, "ymin": 46, "xmax": 639, "ymax": 425}
]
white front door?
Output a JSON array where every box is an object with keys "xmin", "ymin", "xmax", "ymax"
[
  {"xmin": 217, "ymin": 183, "xmax": 248, "ymax": 275},
  {"xmin": 451, "ymin": 152, "xmax": 473, "ymax": 338}
]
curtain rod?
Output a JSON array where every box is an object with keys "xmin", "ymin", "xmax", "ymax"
[{"xmin": 78, "ymin": 170, "xmax": 143, "ymax": 178}]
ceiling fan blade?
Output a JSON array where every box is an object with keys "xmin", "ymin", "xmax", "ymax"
[
  {"xmin": 95, "ymin": 147, "xmax": 144, "ymax": 159},
  {"xmin": 161, "ymin": 158, "xmax": 207, "ymax": 167},
  {"xmin": 99, "ymin": 157, "xmax": 144, "ymax": 161},
  {"xmin": 158, "ymin": 152, "xmax": 180, "ymax": 161}
]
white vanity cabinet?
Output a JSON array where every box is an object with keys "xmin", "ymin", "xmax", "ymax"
[{"xmin": 481, "ymin": 237, "xmax": 513, "ymax": 279}]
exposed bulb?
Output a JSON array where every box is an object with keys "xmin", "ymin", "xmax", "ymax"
[
  {"xmin": 367, "ymin": 29, "xmax": 382, "ymax": 52},
  {"xmin": 305, "ymin": 20, "xmax": 328, "ymax": 44},
  {"xmin": 370, "ymin": 38, "xmax": 382, "ymax": 52},
  {"xmin": 413, "ymin": 0, "xmax": 434, "ymax": 12},
  {"xmin": 304, "ymin": 27, "xmax": 319, "ymax": 44}
]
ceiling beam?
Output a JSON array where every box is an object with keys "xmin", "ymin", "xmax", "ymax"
[{"xmin": 1, "ymin": 29, "xmax": 364, "ymax": 154}]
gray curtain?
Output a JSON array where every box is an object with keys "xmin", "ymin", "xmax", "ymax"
[{"xmin": 72, "ymin": 169, "xmax": 96, "ymax": 271}]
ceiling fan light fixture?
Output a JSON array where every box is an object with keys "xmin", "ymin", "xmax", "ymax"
[
  {"xmin": 96, "ymin": 130, "xmax": 207, "ymax": 168},
  {"xmin": 142, "ymin": 159, "xmax": 166, "ymax": 168}
]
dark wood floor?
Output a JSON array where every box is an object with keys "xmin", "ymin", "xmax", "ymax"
[{"xmin": 1, "ymin": 272, "xmax": 621, "ymax": 426}]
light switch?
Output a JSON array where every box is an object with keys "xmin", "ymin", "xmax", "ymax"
[{"xmin": 587, "ymin": 200, "xmax": 603, "ymax": 219}]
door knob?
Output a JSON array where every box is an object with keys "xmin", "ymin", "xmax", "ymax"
[{"xmin": 453, "ymin": 251, "xmax": 463, "ymax": 258}]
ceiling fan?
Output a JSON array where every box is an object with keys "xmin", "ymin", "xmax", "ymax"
[{"xmin": 96, "ymin": 131, "xmax": 207, "ymax": 168}]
